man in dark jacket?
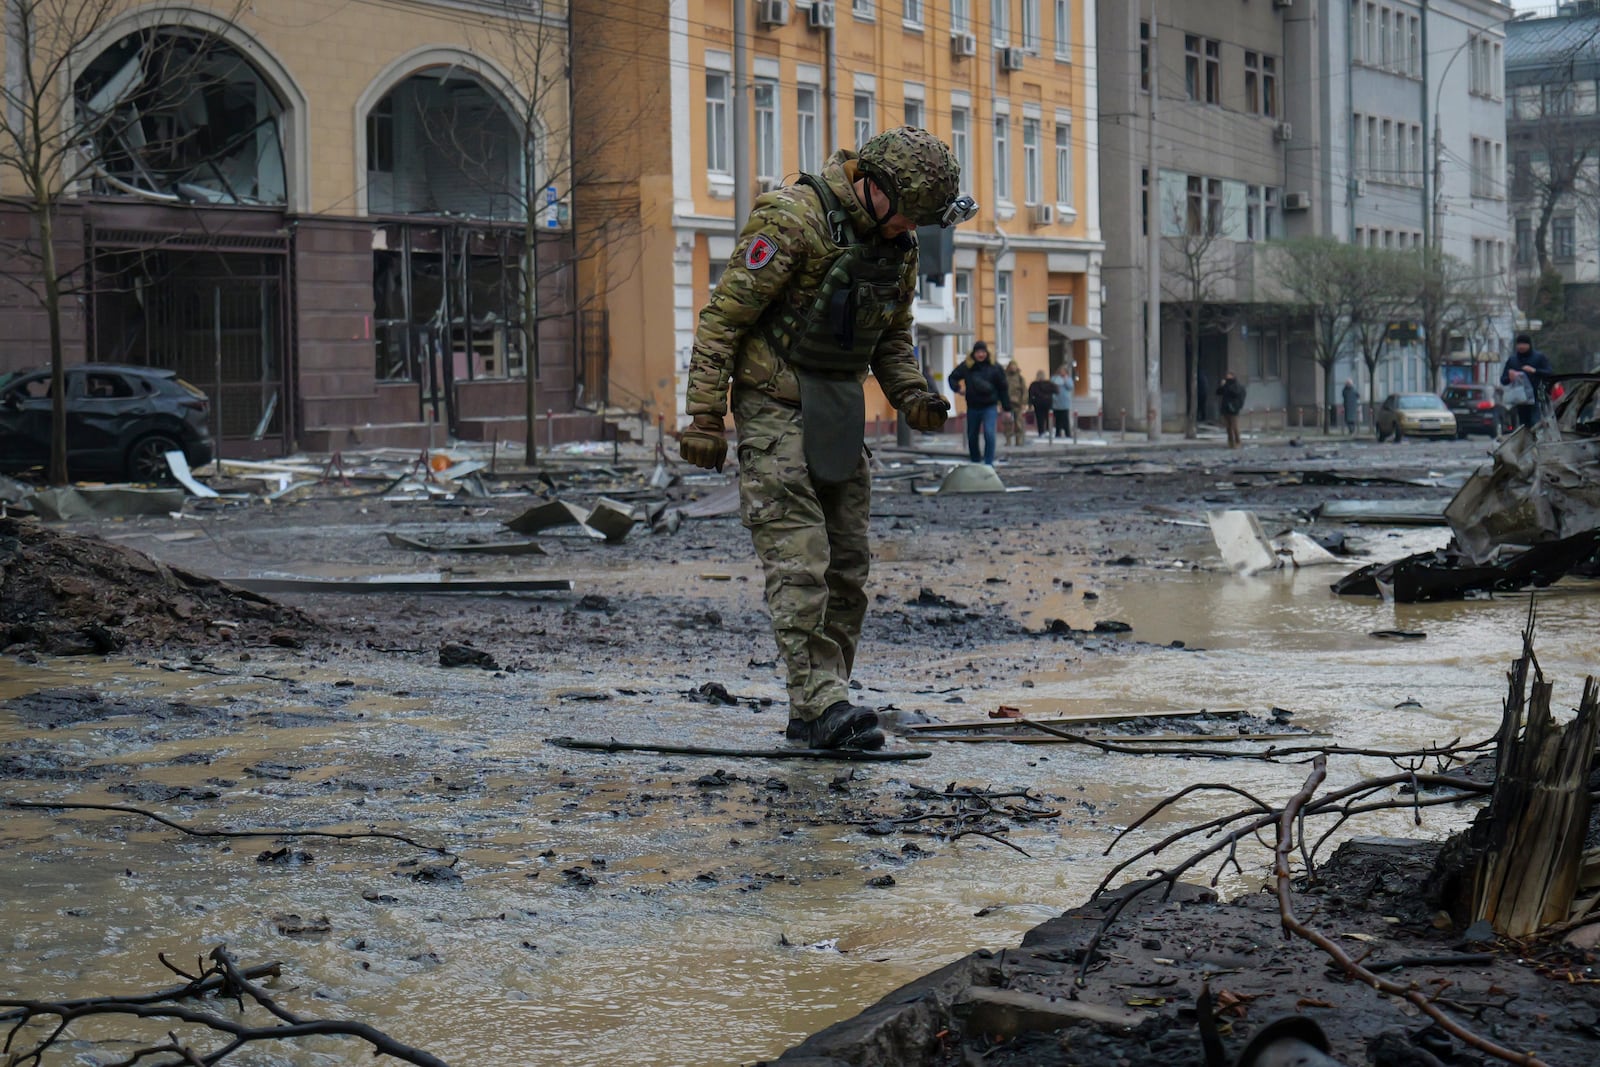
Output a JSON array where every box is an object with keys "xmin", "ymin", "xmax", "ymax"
[
  {"xmin": 1217, "ymin": 371, "xmax": 1247, "ymax": 448},
  {"xmin": 1500, "ymin": 333, "xmax": 1554, "ymax": 429},
  {"xmin": 949, "ymin": 341, "xmax": 1012, "ymax": 464}
]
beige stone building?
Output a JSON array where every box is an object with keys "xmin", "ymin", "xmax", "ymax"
[
  {"xmin": 573, "ymin": 0, "xmax": 1104, "ymax": 431},
  {"xmin": 0, "ymin": 0, "xmax": 588, "ymax": 458}
]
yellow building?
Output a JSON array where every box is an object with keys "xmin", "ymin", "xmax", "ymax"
[
  {"xmin": 1, "ymin": 0, "xmax": 583, "ymax": 457},
  {"xmin": 573, "ymin": 0, "xmax": 1104, "ymax": 430}
]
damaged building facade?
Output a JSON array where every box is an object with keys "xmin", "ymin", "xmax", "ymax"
[{"xmin": 0, "ymin": 0, "xmax": 590, "ymax": 459}]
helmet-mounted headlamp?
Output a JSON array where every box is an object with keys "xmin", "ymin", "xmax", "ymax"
[{"xmin": 940, "ymin": 196, "xmax": 979, "ymax": 228}]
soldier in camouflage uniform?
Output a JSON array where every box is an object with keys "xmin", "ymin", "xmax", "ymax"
[
  {"xmin": 679, "ymin": 127, "xmax": 975, "ymax": 751},
  {"xmin": 1003, "ymin": 359, "xmax": 1028, "ymax": 446}
]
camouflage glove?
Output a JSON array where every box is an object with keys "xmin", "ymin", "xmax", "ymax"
[
  {"xmin": 902, "ymin": 392, "xmax": 951, "ymax": 432},
  {"xmin": 679, "ymin": 414, "xmax": 728, "ymax": 471}
]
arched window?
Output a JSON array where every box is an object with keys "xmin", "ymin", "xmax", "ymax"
[
  {"xmin": 75, "ymin": 28, "xmax": 287, "ymax": 205},
  {"xmin": 365, "ymin": 69, "xmax": 525, "ymax": 220}
]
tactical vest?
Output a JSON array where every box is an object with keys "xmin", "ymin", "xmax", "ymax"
[{"xmin": 759, "ymin": 173, "xmax": 910, "ymax": 374}]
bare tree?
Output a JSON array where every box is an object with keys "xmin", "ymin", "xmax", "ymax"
[
  {"xmin": 1346, "ymin": 249, "xmax": 1421, "ymax": 411},
  {"xmin": 1160, "ymin": 191, "xmax": 1241, "ymax": 439},
  {"xmin": 0, "ymin": 0, "xmax": 249, "ymax": 485},
  {"xmin": 400, "ymin": 10, "xmax": 655, "ymax": 465},
  {"xmin": 1274, "ymin": 238, "xmax": 1388, "ymax": 431},
  {"xmin": 1411, "ymin": 249, "xmax": 1487, "ymax": 392},
  {"xmin": 1508, "ymin": 40, "xmax": 1600, "ymax": 277}
]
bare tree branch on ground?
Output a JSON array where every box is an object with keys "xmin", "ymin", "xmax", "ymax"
[{"xmin": 1, "ymin": 946, "xmax": 449, "ymax": 1066}]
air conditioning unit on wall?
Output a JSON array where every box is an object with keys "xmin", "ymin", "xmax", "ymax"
[
  {"xmin": 951, "ymin": 31, "xmax": 978, "ymax": 58},
  {"xmin": 1030, "ymin": 203, "xmax": 1055, "ymax": 227},
  {"xmin": 1000, "ymin": 47, "xmax": 1026, "ymax": 72},
  {"xmin": 757, "ymin": 0, "xmax": 790, "ymax": 28},
  {"xmin": 808, "ymin": 1, "xmax": 836, "ymax": 29},
  {"xmin": 1284, "ymin": 191, "xmax": 1311, "ymax": 210},
  {"xmin": 1274, "ymin": 121, "xmax": 1293, "ymax": 142}
]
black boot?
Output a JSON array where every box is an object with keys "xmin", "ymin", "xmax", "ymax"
[{"xmin": 789, "ymin": 702, "xmax": 884, "ymax": 751}]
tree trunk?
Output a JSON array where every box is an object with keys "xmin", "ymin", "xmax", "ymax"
[
  {"xmin": 523, "ymin": 215, "xmax": 542, "ymax": 466},
  {"xmin": 1534, "ymin": 191, "xmax": 1557, "ymax": 275},
  {"xmin": 1184, "ymin": 304, "xmax": 1199, "ymax": 439},
  {"xmin": 39, "ymin": 199, "xmax": 68, "ymax": 487}
]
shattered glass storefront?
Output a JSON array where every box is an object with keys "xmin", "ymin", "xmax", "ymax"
[
  {"xmin": 74, "ymin": 28, "xmax": 291, "ymax": 458},
  {"xmin": 372, "ymin": 223, "xmax": 526, "ymax": 431},
  {"xmin": 363, "ymin": 70, "xmax": 559, "ymax": 440}
]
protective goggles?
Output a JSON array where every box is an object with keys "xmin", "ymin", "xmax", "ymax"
[{"xmin": 940, "ymin": 196, "xmax": 979, "ymax": 227}]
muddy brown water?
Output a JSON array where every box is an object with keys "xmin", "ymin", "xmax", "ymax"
[{"xmin": 5, "ymin": 519, "xmax": 1600, "ymax": 1065}]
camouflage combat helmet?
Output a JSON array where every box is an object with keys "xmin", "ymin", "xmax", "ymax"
[{"xmin": 857, "ymin": 126, "xmax": 962, "ymax": 227}]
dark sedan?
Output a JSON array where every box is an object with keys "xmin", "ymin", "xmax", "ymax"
[
  {"xmin": 0, "ymin": 364, "xmax": 213, "ymax": 482},
  {"xmin": 1442, "ymin": 383, "xmax": 1508, "ymax": 438}
]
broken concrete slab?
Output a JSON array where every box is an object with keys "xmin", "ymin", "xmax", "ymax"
[
  {"xmin": 1210, "ymin": 512, "xmax": 1346, "ymax": 575},
  {"xmin": 584, "ymin": 498, "xmax": 637, "ymax": 544},
  {"xmin": 1208, "ymin": 510, "xmax": 1278, "ymax": 575},
  {"xmin": 27, "ymin": 486, "xmax": 187, "ymax": 521},
  {"xmin": 1276, "ymin": 531, "xmax": 1343, "ymax": 568}
]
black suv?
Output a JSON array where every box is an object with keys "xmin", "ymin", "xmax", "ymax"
[
  {"xmin": 0, "ymin": 364, "xmax": 214, "ymax": 482},
  {"xmin": 1441, "ymin": 382, "xmax": 1508, "ymax": 438}
]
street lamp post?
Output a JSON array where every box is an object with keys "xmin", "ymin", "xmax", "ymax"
[{"xmin": 1428, "ymin": 10, "xmax": 1533, "ymax": 253}]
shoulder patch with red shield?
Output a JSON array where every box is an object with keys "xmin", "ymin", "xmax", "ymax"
[{"xmin": 745, "ymin": 235, "xmax": 778, "ymax": 270}]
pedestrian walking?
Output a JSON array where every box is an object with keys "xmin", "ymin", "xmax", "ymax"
[
  {"xmin": 1003, "ymin": 359, "xmax": 1028, "ymax": 445},
  {"xmin": 1341, "ymin": 378, "xmax": 1360, "ymax": 435},
  {"xmin": 949, "ymin": 340, "xmax": 1012, "ymax": 465},
  {"xmin": 678, "ymin": 126, "xmax": 976, "ymax": 751},
  {"xmin": 1051, "ymin": 361, "xmax": 1074, "ymax": 439},
  {"xmin": 1500, "ymin": 333, "xmax": 1553, "ymax": 430},
  {"xmin": 1027, "ymin": 370, "xmax": 1054, "ymax": 440},
  {"xmin": 1217, "ymin": 371, "xmax": 1247, "ymax": 448}
]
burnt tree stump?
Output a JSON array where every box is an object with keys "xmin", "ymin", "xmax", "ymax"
[{"xmin": 1456, "ymin": 626, "xmax": 1600, "ymax": 938}]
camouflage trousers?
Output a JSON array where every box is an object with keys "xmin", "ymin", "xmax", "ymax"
[{"xmin": 732, "ymin": 391, "xmax": 871, "ymax": 722}]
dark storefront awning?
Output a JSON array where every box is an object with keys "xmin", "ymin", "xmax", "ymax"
[{"xmin": 1049, "ymin": 323, "xmax": 1107, "ymax": 342}]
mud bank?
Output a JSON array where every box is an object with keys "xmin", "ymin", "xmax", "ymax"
[
  {"xmin": 767, "ymin": 838, "xmax": 1600, "ymax": 1067},
  {"xmin": 0, "ymin": 517, "xmax": 318, "ymax": 655}
]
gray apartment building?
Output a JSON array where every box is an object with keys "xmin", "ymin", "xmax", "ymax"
[{"xmin": 1098, "ymin": 0, "xmax": 1516, "ymax": 432}]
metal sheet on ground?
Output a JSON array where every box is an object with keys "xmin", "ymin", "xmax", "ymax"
[
  {"xmin": 227, "ymin": 575, "xmax": 573, "ymax": 595},
  {"xmin": 384, "ymin": 532, "xmax": 546, "ymax": 556}
]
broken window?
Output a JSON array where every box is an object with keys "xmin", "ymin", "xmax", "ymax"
[
  {"xmin": 366, "ymin": 73, "xmax": 524, "ymax": 220},
  {"xmin": 75, "ymin": 29, "xmax": 287, "ymax": 205},
  {"xmin": 373, "ymin": 223, "xmax": 526, "ymax": 385}
]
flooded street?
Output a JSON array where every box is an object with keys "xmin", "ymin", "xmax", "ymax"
[{"xmin": 5, "ymin": 439, "xmax": 1600, "ymax": 1065}]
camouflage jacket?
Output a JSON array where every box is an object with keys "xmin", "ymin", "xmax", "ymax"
[
  {"xmin": 684, "ymin": 150, "xmax": 928, "ymax": 418},
  {"xmin": 1004, "ymin": 363, "xmax": 1027, "ymax": 410}
]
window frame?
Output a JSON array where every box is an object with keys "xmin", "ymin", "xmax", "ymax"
[
  {"xmin": 1022, "ymin": 115, "xmax": 1041, "ymax": 205},
  {"xmin": 1054, "ymin": 119, "xmax": 1073, "ymax": 208},
  {"xmin": 853, "ymin": 91, "xmax": 875, "ymax": 149},
  {"xmin": 705, "ymin": 71, "xmax": 731, "ymax": 175},
  {"xmin": 796, "ymin": 84, "xmax": 822, "ymax": 174},
  {"xmin": 753, "ymin": 78, "xmax": 781, "ymax": 185},
  {"xmin": 993, "ymin": 111, "xmax": 1012, "ymax": 202},
  {"xmin": 1053, "ymin": 0, "xmax": 1070, "ymax": 61}
]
